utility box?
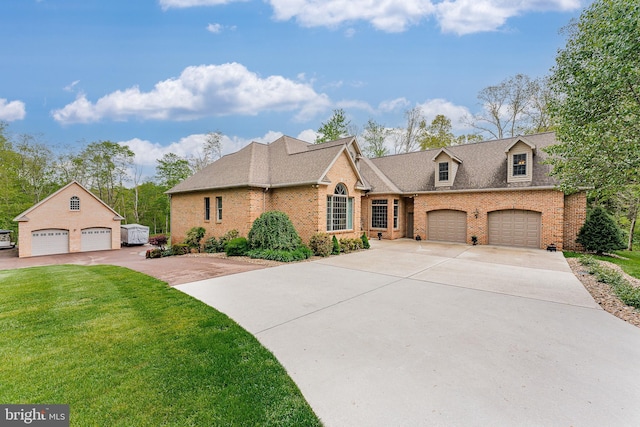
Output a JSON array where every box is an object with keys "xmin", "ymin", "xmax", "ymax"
[{"xmin": 120, "ymin": 224, "xmax": 149, "ymax": 246}]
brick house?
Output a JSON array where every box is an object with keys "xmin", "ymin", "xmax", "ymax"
[
  {"xmin": 168, "ymin": 132, "xmax": 586, "ymax": 251},
  {"xmin": 14, "ymin": 181, "xmax": 124, "ymax": 258}
]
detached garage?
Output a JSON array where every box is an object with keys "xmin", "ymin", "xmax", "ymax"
[
  {"xmin": 488, "ymin": 209, "xmax": 541, "ymax": 248},
  {"xmin": 427, "ymin": 210, "xmax": 467, "ymax": 243},
  {"xmin": 14, "ymin": 181, "xmax": 123, "ymax": 258}
]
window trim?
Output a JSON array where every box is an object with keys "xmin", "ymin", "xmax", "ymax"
[
  {"xmin": 438, "ymin": 162, "xmax": 449, "ymax": 182},
  {"xmin": 512, "ymin": 153, "xmax": 527, "ymax": 176},
  {"xmin": 70, "ymin": 196, "xmax": 80, "ymax": 211},
  {"xmin": 204, "ymin": 197, "xmax": 210, "ymax": 221},
  {"xmin": 393, "ymin": 199, "xmax": 399, "ymax": 229},
  {"xmin": 326, "ymin": 183, "xmax": 352, "ymax": 232},
  {"xmin": 216, "ymin": 196, "xmax": 222, "ymax": 222},
  {"xmin": 371, "ymin": 199, "xmax": 388, "ymax": 229}
]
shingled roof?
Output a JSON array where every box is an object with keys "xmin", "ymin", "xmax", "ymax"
[
  {"xmin": 167, "ymin": 135, "xmax": 369, "ymax": 194},
  {"xmin": 366, "ymin": 132, "xmax": 558, "ymax": 194}
]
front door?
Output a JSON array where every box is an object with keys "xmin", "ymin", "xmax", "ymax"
[{"xmin": 406, "ymin": 212, "xmax": 414, "ymax": 239}]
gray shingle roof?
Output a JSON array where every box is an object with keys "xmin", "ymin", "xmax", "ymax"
[
  {"xmin": 167, "ymin": 135, "xmax": 365, "ymax": 193},
  {"xmin": 367, "ymin": 132, "xmax": 558, "ymax": 193}
]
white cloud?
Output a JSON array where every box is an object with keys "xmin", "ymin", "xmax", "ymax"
[
  {"xmin": 159, "ymin": 0, "xmax": 241, "ymax": 10},
  {"xmin": 0, "ymin": 98, "xmax": 26, "ymax": 121},
  {"xmin": 416, "ymin": 98, "xmax": 473, "ymax": 133},
  {"xmin": 52, "ymin": 63, "xmax": 332, "ymax": 124},
  {"xmin": 378, "ymin": 97, "xmax": 410, "ymax": 112},
  {"xmin": 296, "ymin": 129, "xmax": 318, "ymax": 143},
  {"xmin": 64, "ymin": 80, "xmax": 80, "ymax": 92},
  {"xmin": 206, "ymin": 23, "xmax": 223, "ymax": 33}
]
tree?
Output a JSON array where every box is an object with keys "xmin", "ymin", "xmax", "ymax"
[
  {"xmin": 316, "ymin": 109, "xmax": 351, "ymax": 143},
  {"xmin": 576, "ymin": 206, "xmax": 625, "ymax": 254},
  {"xmin": 419, "ymin": 115, "xmax": 456, "ymax": 150},
  {"xmin": 361, "ymin": 119, "xmax": 389, "ymax": 158},
  {"xmin": 14, "ymin": 133, "xmax": 57, "ymax": 204},
  {"xmin": 0, "ymin": 122, "xmax": 30, "ymax": 232},
  {"xmin": 189, "ymin": 131, "xmax": 222, "ymax": 173},
  {"xmin": 393, "ymin": 107, "xmax": 426, "ymax": 154},
  {"xmin": 156, "ymin": 153, "xmax": 192, "ymax": 189},
  {"xmin": 464, "ymin": 74, "xmax": 552, "ymax": 139},
  {"xmin": 546, "ymin": 0, "xmax": 640, "ymax": 246}
]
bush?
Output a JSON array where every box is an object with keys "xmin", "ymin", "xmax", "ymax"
[
  {"xmin": 248, "ymin": 211, "xmax": 301, "ymax": 251},
  {"xmin": 339, "ymin": 238, "xmax": 363, "ymax": 253},
  {"xmin": 149, "ymin": 234, "xmax": 168, "ymax": 250},
  {"xmin": 145, "ymin": 248, "xmax": 162, "ymax": 259},
  {"xmin": 361, "ymin": 233, "xmax": 370, "ymax": 249},
  {"xmin": 309, "ymin": 233, "xmax": 332, "ymax": 257},
  {"xmin": 225, "ymin": 237, "xmax": 249, "ymax": 256},
  {"xmin": 171, "ymin": 244, "xmax": 190, "ymax": 255},
  {"xmin": 576, "ymin": 206, "xmax": 625, "ymax": 254},
  {"xmin": 184, "ymin": 227, "xmax": 206, "ymax": 251},
  {"xmin": 203, "ymin": 236, "xmax": 219, "ymax": 253},
  {"xmin": 247, "ymin": 245, "xmax": 312, "ymax": 262},
  {"xmin": 580, "ymin": 256, "xmax": 640, "ymax": 309},
  {"xmin": 331, "ymin": 235, "xmax": 340, "ymax": 255},
  {"xmin": 217, "ymin": 230, "xmax": 240, "ymax": 252}
]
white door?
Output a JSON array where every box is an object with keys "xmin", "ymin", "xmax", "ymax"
[
  {"xmin": 31, "ymin": 229, "xmax": 69, "ymax": 256},
  {"xmin": 81, "ymin": 228, "xmax": 112, "ymax": 252}
]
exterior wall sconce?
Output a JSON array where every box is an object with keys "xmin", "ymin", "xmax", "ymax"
[{"xmin": 473, "ymin": 209, "xmax": 479, "ymax": 218}]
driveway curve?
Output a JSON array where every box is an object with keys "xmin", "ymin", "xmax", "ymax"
[{"xmin": 176, "ymin": 239, "xmax": 640, "ymax": 426}]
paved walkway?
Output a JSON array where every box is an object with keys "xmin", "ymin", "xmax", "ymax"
[{"xmin": 176, "ymin": 240, "xmax": 640, "ymax": 426}]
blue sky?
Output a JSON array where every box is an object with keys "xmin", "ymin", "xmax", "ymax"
[{"xmin": 1, "ymin": 0, "xmax": 588, "ymax": 174}]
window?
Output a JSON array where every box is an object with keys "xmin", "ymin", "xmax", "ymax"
[
  {"xmin": 513, "ymin": 153, "xmax": 527, "ymax": 176},
  {"xmin": 438, "ymin": 162, "xmax": 449, "ymax": 181},
  {"xmin": 204, "ymin": 197, "xmax": 210, "ymax": 220},
  {"xmin": 216, "ymin": 196, "xmax": 222, "ymax": 221},
  {"xmin": 326, "ymin": 183, "xmax": 352, "ymax": 231},
  {"xmin": 371, "ymin": 199, "xmax": 388, "ymax": 229},
  {"xmin": 393, "ymin": 199, "xmax": 399, "ymax": 229},
  {"xmin": 70, "ymin": 196, "xmax": 80, "ymax": 211}
]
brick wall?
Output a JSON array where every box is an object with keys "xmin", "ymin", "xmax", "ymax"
[
  {"xmin": 17, "ymin": 183, "xmax": 121, "ymax": 257},
  {"xmin": 563, "ymin": 191, "xmax": 587, "ymax": 251}
]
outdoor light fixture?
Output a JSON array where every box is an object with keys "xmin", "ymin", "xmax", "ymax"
[{"xmin": 473, "ymin": 209, "xmax": 479, "ymax": 218}]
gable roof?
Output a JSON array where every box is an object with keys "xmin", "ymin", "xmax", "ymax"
[
  {"xmin": 432, "ymin": 147, "xmax": 462, "ymax": 164},
  {"xmin": 367, "ymin": 132, "xmax": 558, "ymax": 194},
  {"xmin": 14, "ymin": 181, "xmax": 124, "ymax": 222},
  {"xmin": 168, "ymin": 135, "xmax": 370, "ymax": 194}
]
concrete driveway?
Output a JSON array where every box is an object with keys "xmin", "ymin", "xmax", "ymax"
[{"xmin": 176, "ymin": 240, "xmax": 640, "ymax": 426}]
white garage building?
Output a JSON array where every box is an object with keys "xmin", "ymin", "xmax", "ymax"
[{"xmin": 14, "ymin": 181, "xmax": 123, "ymax": 258}]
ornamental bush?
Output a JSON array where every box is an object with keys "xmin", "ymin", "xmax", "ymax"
[
  {"xmin": 203, "ymin": 236, "xmax": 219, "ymax": 253},
  {"xmin": 576, "ymin": 206, "xmax": 625, "ymax": 254},
  {"xmin": 309, "ymin": 233, "xmax": 332, "ymax": 257},
  {"xmin": 218, "ymin": 229, "xmax": 240, "ymax": 252},
  {"xmin": 225, "ymin": 237, "xmax": 249, "ymax": 256},
  {"xmin": 331, "ymin": 235, "xmax": 340, "ymax": 255},
  {"xmin": 184, "ymin": 226, "xmax": 206, "ymax": 251},
  {"xmin": 361, "ymin": 233, "xmax": 370, "ymax": 249},
  {"xmin": 171, "ymin": 243, "xmax": 190, "ymax": 255},
  {"xmin": 149, "ymin": 234, "xmax": 168, "ymax": 250},
  {"xmin": 248, "ymin": 211, "xmax": 301, "ymax": 251},
  {"xmin": 339, "ymin": 238, "xmax": 363, "ymax": 253}
]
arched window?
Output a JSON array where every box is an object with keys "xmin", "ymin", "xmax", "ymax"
[
  {"xmin": 326, "ymin": 183, "xmax": 353, "ymax": 231},
  {"xmin": 70, "ymin": 196, "xmax": 80, "ymax": 211}
]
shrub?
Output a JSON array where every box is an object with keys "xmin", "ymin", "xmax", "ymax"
[
  {"xmin": 340, "ymin": 238, "xmax": 363, "ymax": 253},
  {"xmin": 217, "ymin": 230, "xmax": 240, "ymax": 252},
  {"xmin": 203, "ymin": 236, "xmax": 219, "ymax": 253},
  {"xmin": 149, "ymin": 234, "xmax": 168, "ymax": 250},
  {"xmin": 576, "ymin": 206, "xmax": 625, "ymax": 254},
  {"xmin": 145, "ymin": 248, "xmax": 162, "ymax": 259},
  {"xmin": 309, "ymin": 233, "xmax": 332, "ymax": 257},
  {"xmin": 171, "ymin": 244, "xmax": 190, "ymax": 255},
  {"xmin": 247, "ymin": 245, "xmax": 312, "ymax": 262},
  {"xmin": 361, "ymin": 233, "xmax": 370, "ymax": 249},
  {"xmin": 248, "ymin": 211, "xmax": 301, "ymax": 251},
  {"xmin": 331, "ymin": 235, "xmax": 340, "ymax": 255},
  {"xmin": 225, "ymin": 237, "xmax": 249, "ymax": 256},
  {"xmin": 580, "ymin": 256, "xmax": 640, "ymax": 309},
  {"xmin": 184, "ymin": 227, "xmax": 206, "ymax": 251}
]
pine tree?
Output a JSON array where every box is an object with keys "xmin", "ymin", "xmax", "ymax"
[{"xmin": 576, "ymin": 206, "xmax": 625, "ymax": 254}]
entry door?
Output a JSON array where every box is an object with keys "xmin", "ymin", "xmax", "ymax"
[{"xmin": 406, "ymin": 212, "xmax": 414, "ymax": 239}]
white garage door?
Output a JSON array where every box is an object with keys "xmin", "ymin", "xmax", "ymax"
[
  {"xmin": 31, "ymin": 229, "xmax": 69, "ymax": 256},
  {"xmin": 81, "ymin": 228, "xmax": 112, "ymax": 252},
  {"xmin": 428, "ymin": 210, "xmax": 467, "ymax": 243},
  {"xmin": 488, "ymin": 210, "xmax": 541, "ymax": 248}
]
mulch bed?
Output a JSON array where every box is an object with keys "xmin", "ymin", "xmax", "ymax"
[{"xmin": 567, "ymin": 257, "xmax": 640, "ymax": 328}]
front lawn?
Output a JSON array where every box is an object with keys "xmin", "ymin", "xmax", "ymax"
[{"xmin": 0, "ymin": 265, "xmax": 321, "ymax": 426}]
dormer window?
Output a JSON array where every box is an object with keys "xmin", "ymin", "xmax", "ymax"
[
  {"xmin": 70, "ymin": 196, "xmax": 80, "ymax": 211},
  {"xmin": 513, "ymin": 153, "xmax": 527, "ymax": 176},
  {"xmin": 438, "ymin": 162, "xmax": 449, "ymax": 181}
]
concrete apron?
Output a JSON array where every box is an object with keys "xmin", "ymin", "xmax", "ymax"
[{"xmin": 176, "ymin": 240, "xmax": 640, "ymax": 427}]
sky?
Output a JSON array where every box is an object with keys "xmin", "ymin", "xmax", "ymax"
[{"xmin": 1, "ymin": 0, "xmax": 590, "ymax": 177}]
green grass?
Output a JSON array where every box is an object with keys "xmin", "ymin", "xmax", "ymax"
[
  {"xmin": 564, "ymin": 250, "xmax": 640, "ymax": 280},
  {"xmin": 0, "ymin": 265, "xmax": 321, "ymax": 426},
  {"xmin": 579, "ymin": 256, "xmax": 640, "ymax": 309}
]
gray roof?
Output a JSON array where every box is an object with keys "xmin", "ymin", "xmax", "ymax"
[
  {"xmin": 367, "ymin": 132, "xmax": 559, "ymax": 194},
  {"xmin": 167, "ymin": 135, "xmax": 368, "ymax": 194}
]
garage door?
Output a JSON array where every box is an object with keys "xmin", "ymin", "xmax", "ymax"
[
  {"xmin": 428, "ymin": 210, "xmax": 467, "ymax": 243},
  {"xmin": 31, "ymin": 229, "xmax": 69, "ymax": 256},
  {"xmin": 81, "ymin": 228, "xmax": 112, "ymax": 252},
  {"xmin": 488, "ymin": 210, "xmax": 541, "ymax": 248}
]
